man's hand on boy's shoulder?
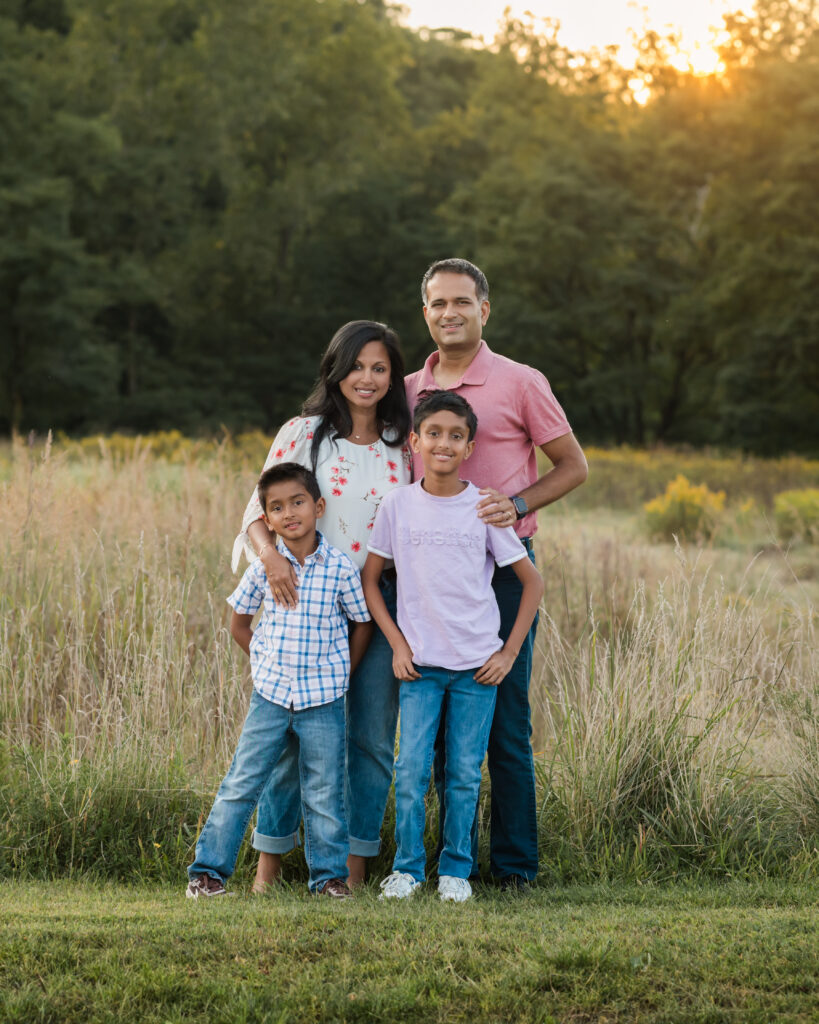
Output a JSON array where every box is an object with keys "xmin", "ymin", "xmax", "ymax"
[{"xmin": 474, "ymin": 647, "xmax": 516, "ymax": 686}]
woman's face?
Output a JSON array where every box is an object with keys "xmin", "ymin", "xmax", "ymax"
[{"xmin": 338, "ymin": 340, "xmax": 392, "ymax": 414}]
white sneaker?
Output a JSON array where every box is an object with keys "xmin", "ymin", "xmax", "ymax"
[
  {"xmin": 379, "ymin": 871, "xmax": 421, "ymax": 900},
  {"xmin": 438, "ymin": 875, "xmax": 472, "ymax": 903}
]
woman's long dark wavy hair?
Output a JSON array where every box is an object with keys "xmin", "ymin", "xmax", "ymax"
[{"xmin": 301, "ymin": 320, "xmax": 411, "ymax": 473}]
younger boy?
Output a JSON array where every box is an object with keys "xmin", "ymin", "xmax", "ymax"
[
  {"xmin": 186, "ymin": 462, "xmax": 371, "ymax": 899},
  {"xmin": 362, "ymin": 392, "xmax": 544, "ymax": 902}
]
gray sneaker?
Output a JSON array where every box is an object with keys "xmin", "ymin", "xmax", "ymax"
[{"xmin": 186, "ymin": 874, "xmax": 228, "ymax": 898}]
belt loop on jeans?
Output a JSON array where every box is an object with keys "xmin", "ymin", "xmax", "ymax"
[{"xmin": 521, "ymin": 536, "xmax": 534, "ymax": 552}]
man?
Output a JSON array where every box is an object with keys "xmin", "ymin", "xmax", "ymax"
[{"xmin": 404, "ymin": 257, "xmax": 588, "ymax": 888}]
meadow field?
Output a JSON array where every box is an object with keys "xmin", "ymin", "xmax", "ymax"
[{"xmin": 1, "ymin": 434, "xmax": 818, "ymax": 1021}]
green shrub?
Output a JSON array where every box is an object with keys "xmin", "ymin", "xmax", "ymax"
[
  {"xmin": 775, "ymin": 488, "xmax": 819, "ymax": 543},
  {"xmin": 643, "ymin": 474, "xmax": 726, "ymax": 541}
]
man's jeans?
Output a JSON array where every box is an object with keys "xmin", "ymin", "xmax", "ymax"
[
  {"xmin": 393, "ymin": 666, "xmax": 497, "ymax": 882},
  {"xmin": 188, "ymin": 690, "xmax": 348, "ymax": 891},
  {"xmin": 252, "ymin": 574, "xmax": 400, "ymax": 858},
  {"xmin": 434, "ymin": 543, "xmax": 540, "ymax": 881}
]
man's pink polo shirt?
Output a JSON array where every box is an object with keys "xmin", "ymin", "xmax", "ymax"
[{"xmin": 404, "ymin": 340, "xmax": 571, "ymax": 538}]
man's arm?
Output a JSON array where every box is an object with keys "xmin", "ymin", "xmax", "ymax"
[{"xmin": 477, "ymin": 431, "xmax": 588, "ymax": 526}]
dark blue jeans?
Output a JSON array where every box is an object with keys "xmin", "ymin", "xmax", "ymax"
[{"xmin": 434, "ymin": 542, "xmax": 539, "ymax": 881}]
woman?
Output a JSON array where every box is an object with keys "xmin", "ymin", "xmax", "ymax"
[{"xmin": 232, "ymin": 320, "xmax": 412, "ymax": 889}]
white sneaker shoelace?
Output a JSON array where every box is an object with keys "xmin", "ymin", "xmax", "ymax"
[
  {"xmin": 379, "ymin": 871, "xmax": 421, "ymax": 900},
  {"xmin": 438, "ymin": 875, "xmax": 472, "ymax": 903}
]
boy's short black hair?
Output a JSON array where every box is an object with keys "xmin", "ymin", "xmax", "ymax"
[
  {"xmin": 258, "ymin": 462, "xmax": 321, "ymax": 511},
  {"xmin": 413, "ymin": 391, "xmax": 478, "ymax": 442}
]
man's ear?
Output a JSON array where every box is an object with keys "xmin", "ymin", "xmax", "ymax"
[
  {"xmin": 464, "ymin": 439, "xmax": 476, "ymax": 460},
  {"xmin": 410, "ymin": 431, "xmax": 421, "ymax": 453}
]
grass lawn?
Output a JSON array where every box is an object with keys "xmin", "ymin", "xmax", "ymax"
[{"xmin": 2, "ymin": 880, "xmax": 818, "ymax": 1023}]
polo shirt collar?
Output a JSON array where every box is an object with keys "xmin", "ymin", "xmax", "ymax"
[
  {"xmin": 417, "ymin": 339, "xmax": 493, "ymax": 391},
  {"xmin": 276, "ymin": 530, "xmax": 327, "ymax": 568}
]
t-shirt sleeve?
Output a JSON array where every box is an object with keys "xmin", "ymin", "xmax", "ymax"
[
  {"xmin": 231, "ymin": 417, "xmax": 314, "ymax": 572},
  {"xmin": 367, "ymin": 493, "xmax": 395, "ymax": 559},
  {"xmin": 486, "ymin": 524, "xmax": 528, "ymax": 568},
  {"xmin": 338, "ymin": 563, "xmax": 371, "ymax": 623},
  {"xmin": 227, "ymin": 561, "xmax": 267, "ymax": 615},
  {"xmin": 521, "ymin": 369, "xmax": 572, "ymax": 446}
]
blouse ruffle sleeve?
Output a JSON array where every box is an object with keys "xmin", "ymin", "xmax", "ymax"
[{"xmin": 230, "ymin": 417, "xmax": 315, "ymax": 572}]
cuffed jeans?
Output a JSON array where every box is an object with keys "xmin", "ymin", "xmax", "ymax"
[
  {"xmin": 188, "ymin": 690, "xmax": 348, "ymax": 892},
  {"xmin": 393, "ymin": 666, "xmax": 497, "ymax": 882},
  {"xmin": 252, "ymin": 574, "xmax": 400, "ymax": 858},
  {"xmin": 434, "ymin": 543, "xmax": 540, "ymax": 881}
]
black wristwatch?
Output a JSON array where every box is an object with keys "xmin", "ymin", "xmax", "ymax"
[{"xmin": 511, "ymin": 495, "xmax": 529, "ymax": 520}]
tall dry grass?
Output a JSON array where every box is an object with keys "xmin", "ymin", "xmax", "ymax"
[{"xmin": 1, "ymin": 436, "xmax": 817, "ymax": 880}]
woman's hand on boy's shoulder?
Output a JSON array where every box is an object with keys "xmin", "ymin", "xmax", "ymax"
[{"xmin": 474, "ymin": 647, "xmax": 516, "ymax": 686}]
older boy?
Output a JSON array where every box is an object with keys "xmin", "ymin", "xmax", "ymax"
[
  {"xmin": 186, "ymin": 462, "xmax": 370, "ymax": 899},
  {"xmin": 362, "ymin": 393, "xmax": 543, "ymax": 903}
]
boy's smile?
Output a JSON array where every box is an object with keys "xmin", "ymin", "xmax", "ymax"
[
  {"xmin": 262, "ymin": 482, "xmax": 325, "ymax": 556},
  {"xmin": 411, "ymin": 410, "xmax": 475, "ymax": 490}
]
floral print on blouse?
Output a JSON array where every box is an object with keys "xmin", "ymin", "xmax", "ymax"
[{"xmin": 232, "ymin": 416, "xmax": 412, "ymax": 572}]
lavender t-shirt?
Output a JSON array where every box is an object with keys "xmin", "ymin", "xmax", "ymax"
[{"xmin": 368, "ymin": 480, "xmax": 527, "ymax": 671}]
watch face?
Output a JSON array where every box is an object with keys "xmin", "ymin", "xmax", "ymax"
[{"xmin": 513, "ymin": 496, "xmax": 528, "ymax": 518}]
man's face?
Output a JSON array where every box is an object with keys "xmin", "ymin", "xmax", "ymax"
[{"xmin": 423, "ymin": 272, "xmax": 490, "ymax": 352}]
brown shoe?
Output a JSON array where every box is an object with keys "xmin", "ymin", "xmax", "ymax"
[
  {"xmin": 186, "ymin": 873, "xmax": 228, "ymax": 898},
  {"xmin": 319, "ymin": 878, "xmax": 353, "ymax": 899}
]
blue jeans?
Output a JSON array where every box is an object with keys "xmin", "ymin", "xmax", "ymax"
[
  {"xmin": 393, "ymin": 666, "xmax": 497, "ymax": 882},
  {"xmin": 188, "ymin": 690, "xmax": 348, "ymax": 892},
  {"xmin": 252, "ymin": 574, "xmax": 400, "ymax": 858},
  {"xmin": 434, "ymin": 543, "xmax": 540, "ymax": 880}
]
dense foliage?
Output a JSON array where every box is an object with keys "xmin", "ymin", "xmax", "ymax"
[{"xmin": 1, "ymin": 0, "xmax": 817, "ymax": 452}]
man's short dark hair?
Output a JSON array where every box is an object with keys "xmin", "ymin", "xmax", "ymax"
[
  {"xmin": 258, "ymin": 462, "xmax": 321, "ymax": 511},
  {"xmin": 413, "ymin": 391, "xmax": 478, "ymax": 442},
  {"xmin": 421, "ymin": 258, "xmax": 489, "ymax": 304}
]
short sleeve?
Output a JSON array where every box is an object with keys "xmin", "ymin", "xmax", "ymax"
[
  {"xmin": 485, "ymin": 523, "xmax": 527, "ymax": 569},
  {"xmin": 521, "ymin": 370, "xmax": 571, "ymax": 447},
  {"xmin": 231, "ymin": 417, "xmax": 316, "ymax": 572},
  {"xmin": 227, "ymin": 561, "xmax": 267, "ymax": 615},
  {"xmin": 338, "ymin": 563, "xmax": 371, "ymax": 624},
  {"xmin": 367, "ymin": 492, "xmax": 395, "ymax": 559}
]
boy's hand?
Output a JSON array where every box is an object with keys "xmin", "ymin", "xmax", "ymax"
[
  {"xmin": 391, "ymin": 638, "xmax": 421, "ymax": 681},
  {"xmin": 474, "ymin": 647, "xmax": 515, "ymax": 686}
]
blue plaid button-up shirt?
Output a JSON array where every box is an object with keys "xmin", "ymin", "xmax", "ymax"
[{"xmin": 227, "ymin": 532, "xmax": 370, "ymax": 710}]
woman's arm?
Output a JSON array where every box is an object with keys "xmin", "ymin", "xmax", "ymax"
[{"xmin": 246, "ymin": 519, "xmax": 299, "ymax": 608}]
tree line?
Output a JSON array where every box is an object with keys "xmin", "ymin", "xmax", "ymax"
[{"xmin": 1, "ymin": 0, "xmax": 817, "ymax": 453}]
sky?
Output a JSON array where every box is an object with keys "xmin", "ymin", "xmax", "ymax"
[{"xmin": 398, "ymin": 1, "xmax": 746, "ymax": 72}]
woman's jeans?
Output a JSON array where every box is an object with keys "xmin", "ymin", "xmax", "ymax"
[
  {"xmin": 393, "ymin": 666, "xmax": 497, "ymax": 882},
  {"xmin": 188, "ymin": 690, "xmax": 347, "ymax": 891},
  {"xmin": 252, "ymin": 574, "xmax": 400, "ymax": 858}
]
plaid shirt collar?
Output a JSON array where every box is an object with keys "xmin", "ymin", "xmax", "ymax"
[
  {"xmin": 416, "ymin": 339, "xmax": 493, "ymax": 397},
  {"xmin": 275, "ymin": 530, "xmax": 328, "ymax": 569}
]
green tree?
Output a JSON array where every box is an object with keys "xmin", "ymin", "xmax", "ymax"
[{"xmin": 0, "ymin": 16, "xmax": 118, "ymax": 435}]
